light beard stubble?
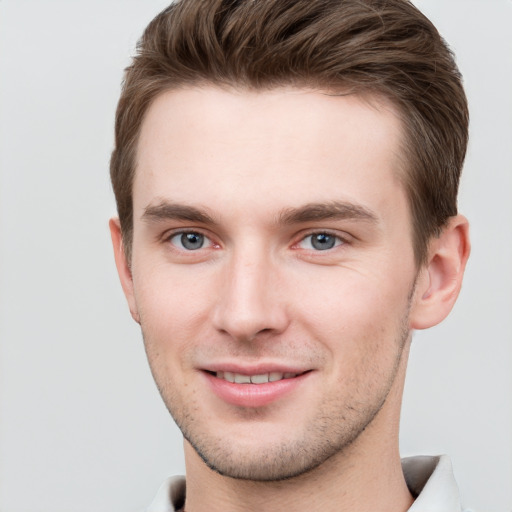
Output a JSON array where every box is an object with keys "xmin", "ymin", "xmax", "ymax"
[{"xmin": 142, "ymin": 282, "xmax": 416, "ymax": 483}]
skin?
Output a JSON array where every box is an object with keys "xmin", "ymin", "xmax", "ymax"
[{"xmin": 111, "ymin": 86, "xmax": 470, "ymax": 512}]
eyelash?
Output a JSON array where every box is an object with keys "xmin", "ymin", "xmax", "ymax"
[
  {"xmin": 166, "ymin": 230, "xmax": 215, "ymax": 251},
  {"xmin": 294, "ymin": 231, "xmax": 347, "ymax": 252},
  {"xmin": 164, "ymin": 229, "xmax": 347, "ymax": 253}
]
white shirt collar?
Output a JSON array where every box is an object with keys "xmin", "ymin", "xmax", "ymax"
[{"xmin": 403, "ymin": 455, "xmax": 463, "ymax": 511}]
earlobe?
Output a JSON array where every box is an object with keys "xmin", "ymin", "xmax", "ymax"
[
  {"xmin": 109, "ymin": 218, "xmax": 141, "ymax": 324},
  {"xmin": 410, "ymin": 215, "xmax": 470, "ymax": 330}
]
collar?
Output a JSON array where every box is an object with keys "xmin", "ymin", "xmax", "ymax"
[
  {"xmin": 147, "ymin": 455, "xmax": 463, "ymax": 512},
  {"xmin": 403, "ymin": 455, "xmax": 463, "ymax": 511}
]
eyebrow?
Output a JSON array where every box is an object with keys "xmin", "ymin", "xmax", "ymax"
[
  {"xmin": 141, "ymin": 200, "xmax": 378, "ymax": 227},
  {"xmin": 142, "ymin": 202, "xmax": 216, "ymax": 225},
  {"xmin": 277, "ymin": 201, "xmax": 378, "ymax": 225}
]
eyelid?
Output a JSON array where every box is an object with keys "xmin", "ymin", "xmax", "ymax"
[
  {"xmin": 293, "ymin": 230, "xmax": 351, "ymax": 250},
  {"xmin": 163, "ymin": 228, "xmax": 218, "ymax": 250},
  {"xmin": 160, "ymin": 227, "xmax": 351, "ymax": 252}
]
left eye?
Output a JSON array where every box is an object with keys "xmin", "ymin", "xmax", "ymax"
[
  {"xmin": 169, "ymin": 232, "xmax": 211, "ymax": 251},
  {"xmin": 298, "ymin": 233, "xmax": 343, "ymax": 251}
]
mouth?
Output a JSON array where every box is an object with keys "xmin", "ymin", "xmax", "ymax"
[
  {"xmin": 210, "ymin": 370, "xmax": 304, "ymax": 384},
  {"xmin": 202, "ymin": 368, "xmax": 312, "ymax": 407}
]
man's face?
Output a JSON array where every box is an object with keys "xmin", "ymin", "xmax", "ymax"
[{"xmin": 125, "ymin": 87, "xmax": 421, "ymax": 480}]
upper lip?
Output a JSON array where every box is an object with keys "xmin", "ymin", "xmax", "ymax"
[{"xmin": 200, "ymin": 362, "xmax": 312, "ymax": 375}]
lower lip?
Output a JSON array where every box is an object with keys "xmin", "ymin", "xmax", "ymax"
[{"xmin": 203, "ymin": 371, "xmax": 311, "ymax": 408}]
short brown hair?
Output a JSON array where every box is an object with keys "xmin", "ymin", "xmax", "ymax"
[{"xmin": 111, "ymin": 0, "xmax": 468, "ymax": 265}]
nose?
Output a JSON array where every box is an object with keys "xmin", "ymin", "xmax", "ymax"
[{"xmin": 212, "ymin": 247, "xmax": 289, "ymax": 342}]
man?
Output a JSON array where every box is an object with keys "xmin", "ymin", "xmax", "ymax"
[{"xmin": 109, "ymin": 0, "xmax": 471, "ymax": 510}]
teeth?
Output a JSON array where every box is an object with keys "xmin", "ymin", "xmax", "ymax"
[
  {"xmin": 250, "ymin": 374, "xmax": 269, "ymax": 384},
  {"xmin": 215, "ymin": 371, "xmax": 298, "ymax": 384}
]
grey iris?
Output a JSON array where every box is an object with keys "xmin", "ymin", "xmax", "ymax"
[
  {"xmin": 311, "ymin": 233, "xmax": 336, "ymax": 250},
  {"xmin": 181, "ymin": 232, "xmax": 204, "ymax": 250}
]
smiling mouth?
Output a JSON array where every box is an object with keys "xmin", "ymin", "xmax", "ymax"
[
  {"xmin": 204, "ymin": 369, "xmax": 312, "ymax": 407},
  {"xmin": 211, "ymin": 371, "xmax": 307, "ymax": 384}
]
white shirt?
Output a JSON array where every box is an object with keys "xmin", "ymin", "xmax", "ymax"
[{"xmin": 147, "ymin": 455, "xmax": 470, "ymax": 512}]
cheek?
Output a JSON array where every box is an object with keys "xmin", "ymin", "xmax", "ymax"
[
  {"xmin": 134, "ymin": 261, "xmax": 213, "ymax": 323},
  {"xmin": 290, "ymin": 265, "xmax": 412, "ymax": 358},
  {"xmin": 132, "ymin": 265, "xmax": 216, "ymax": 379}
]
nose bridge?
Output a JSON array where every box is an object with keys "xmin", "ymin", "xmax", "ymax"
[{"xmin": 213, "ymin": 241, "xmax": 287, "ymax": 341}]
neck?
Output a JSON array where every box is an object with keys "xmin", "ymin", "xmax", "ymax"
[{"xmin": 184, "ymin": 439, "xmax": 413, "ymax": 512}]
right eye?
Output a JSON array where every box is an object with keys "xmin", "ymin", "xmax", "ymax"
[{"xmin": 168, "ymin": 232, "xmax": 212, "ymax": 251}]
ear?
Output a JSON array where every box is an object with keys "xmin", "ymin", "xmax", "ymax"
[
  {"xmin": 410, "ymin": 215, "xmax": 470, "ymax": 330},
  {"xmin": 109, "ymin": 218, "xmax": 140, "ymax": 324}
]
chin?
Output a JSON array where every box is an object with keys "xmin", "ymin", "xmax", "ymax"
[
  {"xmin": 188, "ymin": 435, "xmax": 331, "ymax": 481},
  {"xmin": 178, "ymin": 409, "xmax": 376, "ymax": 482}
]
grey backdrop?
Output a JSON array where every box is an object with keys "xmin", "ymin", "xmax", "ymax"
[{"xmin": 0, "ymin": 1, "xmax": 511, "ymax": 511}]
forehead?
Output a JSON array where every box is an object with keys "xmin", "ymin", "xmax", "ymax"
[{"xmin": 134, "ymin": 86, "xmax": 406, "ymax": 221}]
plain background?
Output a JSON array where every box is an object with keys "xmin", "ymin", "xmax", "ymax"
[{"xmin": 0, "ymin": 1, "xmax": 511, "ymax": 511}]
